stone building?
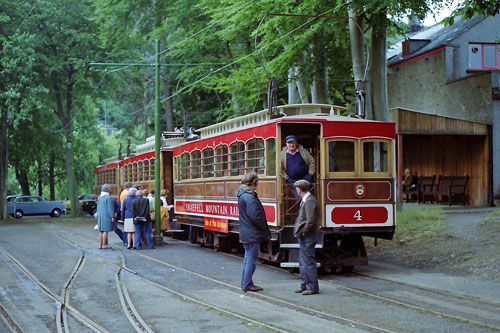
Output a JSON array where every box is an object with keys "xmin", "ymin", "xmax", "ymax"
[{"xmin": 387, "ymin": 15, "xmax": 500, "ymax": 206}]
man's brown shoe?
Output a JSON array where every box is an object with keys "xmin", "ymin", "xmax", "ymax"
[
  {"xmin": 302, "ymin": 290, "xmax": 318, "ymax": 295},
  {"xmin": 242, "ymin": 285, "xmax": 263, "ymax": 292}
]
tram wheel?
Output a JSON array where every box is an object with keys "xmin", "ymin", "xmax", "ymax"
[{"xmin": 342, "ymin": 266, "xmax": 354, "ymax": 273}]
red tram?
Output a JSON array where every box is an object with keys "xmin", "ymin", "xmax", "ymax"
[{"xmin": 95, "ymin": 104, "xmax": 396, "ymax": 271}]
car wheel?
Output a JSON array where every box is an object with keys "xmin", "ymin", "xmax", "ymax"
[
  {"xmin": 51, "ymin": 208, "xmax": 62, "ymax": 218},
  {"xmin": 15, "ymin": 210, "xmax": 23, "ymax": 219},
  {"xmin": 90, "ymin": 207, "xmax": 97, "ymax": 216}
]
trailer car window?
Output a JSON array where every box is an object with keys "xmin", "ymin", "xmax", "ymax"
[
  {"xmin": 215, "ymin": 145, "xmax": 228, "ymax": 177},
  {"xmin": 202, "ymin": 148, "xmax": 215, "ymax": 178}
]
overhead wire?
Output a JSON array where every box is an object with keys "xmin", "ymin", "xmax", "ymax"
[
  {"xmin": 13, "ymin": 0, "xmax": 41, "ymax": 35},
  {"xmin": 104, "ymin": 0, "xmax": 257, "ymax": 75},
  {"xmin": 52, "ymin": 0, "xmax": 257, "ymax": 133}
]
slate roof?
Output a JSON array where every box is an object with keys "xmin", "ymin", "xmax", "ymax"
[{"xmin": 388, "ymin": 15, "xmax": 486, "ymax": 66}]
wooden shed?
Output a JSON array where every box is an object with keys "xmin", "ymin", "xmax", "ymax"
[{"xmin": 390, "ymin": 108, "xmax": 492, "ymax": 206}]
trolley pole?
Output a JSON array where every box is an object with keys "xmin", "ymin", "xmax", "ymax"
[{"xmin": 153, "ymin": 39, "xmax": 163, "ymax": 246}]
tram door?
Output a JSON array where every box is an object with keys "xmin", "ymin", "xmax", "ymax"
[{"xmin": 279, "ymin": 123, "xmax": 321, "ymax": 226}]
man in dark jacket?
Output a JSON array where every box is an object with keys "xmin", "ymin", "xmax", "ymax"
[
  {"xmin": 131, "ymin": 190, "xmax": 154, "ymax": 250},
  {"xmin": 237, "ymin": 172, "xmax": 271, "ymax": 292},
  {"xmin": 293, "ymin": 179, "xmax": 320, "ymax": 295}
]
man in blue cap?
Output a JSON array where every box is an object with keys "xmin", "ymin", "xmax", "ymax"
[{"xmin": 281, "ymin": 135, "xmax": 315, "ymax": 198}]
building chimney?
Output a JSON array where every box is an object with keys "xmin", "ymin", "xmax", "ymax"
[{"xmin": 410, "ymin": 13, "xmax": 423, "ymax": 33}]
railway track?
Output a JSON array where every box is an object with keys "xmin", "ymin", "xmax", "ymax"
[
  {"xmin": 187, "ymin": 239, "xmax": 500, "ymax": 332},
  {"xmin": 68, "ymin": 230, "xmax": 390, "ymax": 332},
  {"xmin": 0, "ymin": 245, "xmax": 110, "ymax": 333}
]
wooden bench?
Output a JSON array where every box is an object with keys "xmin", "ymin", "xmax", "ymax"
[
  {"xmin": 449, "ymin": 175, "xmax": 469, "ymax": 206},
  {"xmin": 419, "ymin": 176, "xmax": 435, "ymax": 203},
  {"xmin": 434, "ymin": 175, "xmax": 469, "ymax": 206}
]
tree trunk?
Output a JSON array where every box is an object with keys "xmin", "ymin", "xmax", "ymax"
[
  {"xmin": 288, "ymin": 68, "xmax": 299, "ymax": 104},
  {"xmin": 0, "ymin": 109, "xmax": 9, "ymax": 219},
  {"xmin": 37, "ymin": 157, "xmax": 43, "ymax": 197},
  {"xmin": 295, "ymin": 67, "xmax": 309, "ymax": 103},
  {"xmin": 164, "ymin": 84, "xmax": 174, "ymax": 131},
  {"xmin": 311, "ymin": 77, "xmax": 327, "ymax": 104},
  {"xmin": 16, "ymin": 168, "xmax": 30, "ymax": 195},
  {"xmin": 49, "ymin": 151, "xmax": 55, "ymax": 201},
  {"xmin": 369, "ymin": 20, "xmax": 389, "ymax": 122},
  {"xmin": 348, "ymin": 7, "xmax": 373, "ymax": 119}
]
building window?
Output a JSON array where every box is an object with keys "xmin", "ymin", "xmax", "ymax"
[{"xmin": 469, "ymin": 43, "xmax": 499, "ymax": 69}]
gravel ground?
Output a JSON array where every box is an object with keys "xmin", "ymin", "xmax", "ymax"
[{"xmin": 367, "ymin": 206, "xmax": 500, "ymax": 281}]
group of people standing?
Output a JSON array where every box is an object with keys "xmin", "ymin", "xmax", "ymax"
[
  {"xmin": 98, "ymin": 135, "xmax": 320, "ymax": 295},
  {"xmin": 96, "ymin": 182, "xmax": 170, "ymax": 250}
]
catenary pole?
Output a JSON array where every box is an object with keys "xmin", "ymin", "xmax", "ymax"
[{"xmin": 153, "ymin": 39, "xmax": 162, "ymax": 245}]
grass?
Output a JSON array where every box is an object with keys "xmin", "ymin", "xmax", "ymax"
[
  {"xmin": 394, "ymin": 204, "xmax": 446, "ymax": 242},
  {"xmin": 366, "ymin": 204, "xmax": 446, "ymax": 251},
  {"xmin": 480, "ymin": 209, "xmax": 500, "ymax": 226}
]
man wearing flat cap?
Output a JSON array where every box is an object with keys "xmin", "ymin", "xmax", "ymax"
[
  {"xmin": 281, "ymin": 135, "xmax": 316, "ymax": 197},
  {"xmin": 293, "ymin": 179, "xmax": 320, "ymax": 295}
]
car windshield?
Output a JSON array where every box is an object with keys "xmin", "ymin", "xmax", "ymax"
[{"xmin": 79, "ymin": 194, "xmax": 95, "ymax": 201}]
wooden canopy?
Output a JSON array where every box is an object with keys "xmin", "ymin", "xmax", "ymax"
[{"xmin": 390, "ymin": 108, "xmax": 491, "ymax": 206}]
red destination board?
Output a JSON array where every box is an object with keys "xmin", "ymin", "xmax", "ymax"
[{"xmin": 204, "ymin": 217, "xmax": 229, "ymax": 233}]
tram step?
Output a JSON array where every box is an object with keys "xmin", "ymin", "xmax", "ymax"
[
  {"xmin": 280, "ymin": 262, "xmax": 321, "ymax": 268},
  {"xmin": 280, "ymin": 243, "xmax": 323, "ymax": 249},
  {"xmin": 165, "ymin": 229, "xmax": 184, "ymax": 233}
]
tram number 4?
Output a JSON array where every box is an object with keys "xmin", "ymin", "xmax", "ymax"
[{"xmin": 353, "ymin": 210, "xmax": 363, "ymax": 221}]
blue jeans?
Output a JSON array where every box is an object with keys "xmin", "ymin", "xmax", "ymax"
[
  {"xmin": 298, "ymin": 232, "xmax": 319, "ymax": 292},
  {"xmin": 114, "ymin": 222, "xmax": 127, "ymax": 246},
  {"xmin": 241, "ymin": 242, "xmax": 259, "ymax": 289},
  {"xmin": 134, "ymin": 222, "xmax": 154, "ymax": 249},
  {"xmin": 287, "ymin": 174, "xmax": 314, "ymax": 198}
]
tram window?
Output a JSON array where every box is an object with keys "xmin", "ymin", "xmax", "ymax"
[
  {"xmin": 112, "ymin": 169, "xmax": 116, "ymax": 183},
  {"xmin": 230, "ymin": 141, "xmax": 245, "ymax": 176},
  {"xmin": 127, "ymin": 164, "xmax": 132, "ymax": 182},
  {"xmin": 144, "ymin": 160, "xmax": 150, "ymax": 181},
  {"xmin": 150, "ymin": 159, "xmax": 155, "ymax": 179},
  {"xmin": 138, "ymin": 161, "xmax": 143, "ymax": 181},
  {"xmin": 191, "ymin": 150, "xmax": 201, "ymax": 178},
  {"xmin": 215, "ymin": 145, "xmax": 228, "ymax": 177},
  {"xmin": 329, "ymin": 141, "xmax": 355, "ymax": 172},
  {"xmin": 180, "ymin": 153, "xmax": 189, "ymax": 180},
  {"xmin": 266, "ymin": 138, "xmax": 276, "ymax": 176},
  {"xmin": 247, "ymin": 139, "xmax": 264, "ymax": 174},
  {"xmin": 132, "ymin": 163, "xmax": 137, "ymax": 182},
  {"xmin": 363, "ymin": 141, "xmax": 388, "ymax": 173},
  {"xmin": 202, "ymin": 148, "xmax": 215, "ymax": 178}
]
